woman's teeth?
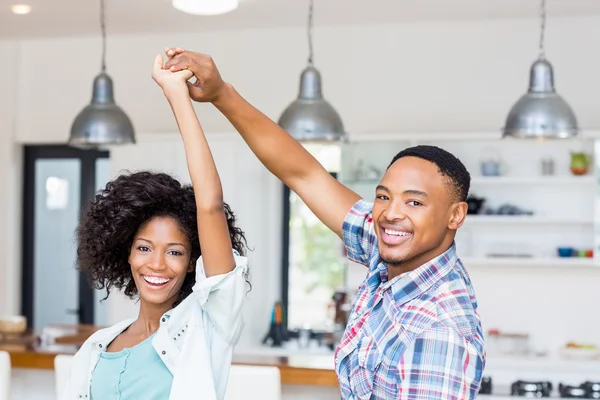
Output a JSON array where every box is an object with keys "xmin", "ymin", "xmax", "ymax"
[{"xmin": 143, "ymin": 276, "xmax": 171, "ymax": 285}]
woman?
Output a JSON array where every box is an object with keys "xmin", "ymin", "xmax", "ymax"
[{"xmin": 62, "ymin": 54, "xmax": 249, "ymax": 400}]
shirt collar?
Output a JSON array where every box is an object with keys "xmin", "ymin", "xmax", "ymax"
[
  {"xmin": 89, "ymin": 310, "xmax": 172, "ymax": 348},
  {"xmin": 380, "ymin": 242, "xmax": 458, "ymax": 306},
  {"xmin": 90, "ymin": 317, "xmax": 136, "ymax": 348}
]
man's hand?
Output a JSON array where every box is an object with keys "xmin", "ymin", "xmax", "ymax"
[{"xmin": 163, "ymin": 47, "xmax": 227, "ymax": 103}]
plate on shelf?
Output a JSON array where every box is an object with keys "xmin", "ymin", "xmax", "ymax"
[{"xmin": 559, "ymin": 345, "xmax": 600, "ymax": 361}]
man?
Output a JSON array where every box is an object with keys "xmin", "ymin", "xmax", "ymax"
[{"xmin": 163, "ymin": 48, "xmax": 485, "ymax": 399}]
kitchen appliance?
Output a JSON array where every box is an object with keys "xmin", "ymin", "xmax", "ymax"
[
  {"xmin": 480, "ymin": 377, "xmax": 493, "ymax": 395},
  {"xmin": 511, "ymin": 380, "xmax": 553, "ymax": 397},
  {"xmin": 558, "ymin": 382, "xmax": 600, "ymax": 399},
  {"xmin": 479, "ymin": 380, "xmax": 600, "ymax": 398},
  {"xmin": 466, "ymin": 195, "xmax": 485, "ymax": 215}
]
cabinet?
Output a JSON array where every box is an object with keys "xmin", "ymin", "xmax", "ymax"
[{"xmin": 339, "ymin": 132, "xmax": 599, "ymax": 269}]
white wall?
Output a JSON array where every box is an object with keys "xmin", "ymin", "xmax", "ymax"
[
  {"xmin": 0, "ymin": 40, "xmax": 22, "ymax": 317},
  {"xmin": 12, "ymin": 15, "xmax": 600, "ymax": 144},
  {"xmin": 3, "ymin": 15, "xmax": 600, "ymax": 348}
]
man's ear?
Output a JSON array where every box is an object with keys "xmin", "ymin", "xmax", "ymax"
[{"xmin": 448, "ymin": 201, "xmax": 468, "ymax": 230}]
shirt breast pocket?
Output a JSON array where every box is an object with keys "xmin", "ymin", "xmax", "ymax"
[{"xmin": 350, "ymin": 336, "xmax": 383, "ymax": 400}]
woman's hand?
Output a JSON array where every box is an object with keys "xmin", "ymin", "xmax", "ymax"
[{"xmin": 152, "ymin": 54, "xmax": 194, "ymax": 99}]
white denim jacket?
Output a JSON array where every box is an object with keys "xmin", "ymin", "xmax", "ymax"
[{"xmin": 62, "ymin": 251, "xmax": 248, "ymax": 400}]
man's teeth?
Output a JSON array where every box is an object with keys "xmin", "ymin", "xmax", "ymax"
[
  {"xmin": 143, "ymin": 276, "xmax": 170, "ymax": 284},
  {"xmin": 385, "ymin": 229, "xmax": 411, "ymax": 236}
]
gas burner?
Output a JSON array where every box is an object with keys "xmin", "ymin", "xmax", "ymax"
[
  {"xmin": 479, "ymin": 377, "xmax": 492, "ymax": 395},
  {"xmin": 585, "ymin": 381, "xmax": 600, "ymax": 399},
  {"xmin": 559, "ymin": 382, "xmax": 600, "ymax": 399},
  {"xmin": 510, "ymin": 380, "xmax": 552, "ymax": 397},
  {"xmin": 559, "ymin": 384, "xmax": 587, "ymax": 398}
]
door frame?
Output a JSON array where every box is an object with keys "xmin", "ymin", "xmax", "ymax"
[{"xmin": 21, "ymin": 145, "xmax": 109, "ymax": 327}]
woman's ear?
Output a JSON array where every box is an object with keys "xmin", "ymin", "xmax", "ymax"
[{"xmin": 187, "ymin": 260, "xmax": 195, "ymax": 273}]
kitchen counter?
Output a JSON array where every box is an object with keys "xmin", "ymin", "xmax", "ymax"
[{"xmin": 1, "ymin": 326, "xmax": 338, "ymax": 387}]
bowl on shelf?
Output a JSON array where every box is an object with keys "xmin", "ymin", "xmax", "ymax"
[
  {"xmin": 0, "ymin": 315, "xmax": 27, "ymax": 337},
  {"xmin": 557, "ymin": 247, "xmax": 574, "ymax": 258}
]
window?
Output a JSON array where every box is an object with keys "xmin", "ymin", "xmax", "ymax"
[{"xmin": 281, "ymin": 145, "xmax": 346, "ymax": 333}]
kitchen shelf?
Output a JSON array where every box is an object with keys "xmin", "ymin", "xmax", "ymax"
[
  {"xmin": 485, "ymin": 354, "xmax": 600, "ymax": 374},
  {"xmin": 471, "ymin": 176, "xmax": 596, "ymax": 185},
  {"xmin": 461, "ymin": 257, "xmax": 596, "ymax": 268},
  {"xmin": 465, "ymin": 215, "xmax": 593, "ymax": 225}
]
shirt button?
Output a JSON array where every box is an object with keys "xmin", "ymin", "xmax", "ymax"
[
  {"xmin": 162, "ymin": 317, "xmax": 166, "ymax": 322},
  {"xmin": 98, "ymin": 344, "xmax": 103, "ymax": 348},
  {"xmin": 162, "ymin": 350, "xmax": 166, "ymax": 355}
]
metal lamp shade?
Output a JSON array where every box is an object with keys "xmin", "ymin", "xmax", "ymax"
[
  {"xmin": 172, "ymin": 0, "xmax": 238, "ymax": 15},
  {"xmin": 69, "ymin": 72, "xmax": 135, "ymax": 148},
  {"xmin": 278, "ymin": 65, "xmax": 346, "ymax": 142},
  {"xmin": 503, "ymin": 58, "xmax": 578, "ymax": 139}
]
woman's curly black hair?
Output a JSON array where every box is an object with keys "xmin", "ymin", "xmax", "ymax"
[{"xmin": 76, "ymin": 171, "xmax": 248, "ymax": 304}]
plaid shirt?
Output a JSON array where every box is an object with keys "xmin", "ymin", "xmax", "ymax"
[{"xmin": 334, "ymin": 200, "xmax": 485, "ymax": 400}]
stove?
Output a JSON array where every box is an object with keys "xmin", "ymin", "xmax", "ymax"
[
  {"xmin": 478, "ymin": 377, "xmax": 600, "ymax": 398},
  {"xmin": 511, "ymin": 380, "xmax": 552, "ymax": 397},
  {"xmin": 558, "ymin": 382, "xmax": 600, "ymax": 399}
]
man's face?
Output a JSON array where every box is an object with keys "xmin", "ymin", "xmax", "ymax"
[{"xmin": 372, "ymin": 156, "xmax": 466, "ymax": 274}]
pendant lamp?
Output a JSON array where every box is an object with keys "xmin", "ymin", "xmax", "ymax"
[
  {"xmin": 278, "ymin": 0, "xmax": 346, "ymax": 142},
  {"xmin": 502, "ymin": 0, "xmax": 578, "ymax": 139},
  {"xmin": 69, "ymin": 0, "xmax": 135, "ymax": 148}
]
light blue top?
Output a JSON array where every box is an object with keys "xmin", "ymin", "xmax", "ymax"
[{"xmin": 90, "ymin": 332, "xmax": 173, "ymax": 400}]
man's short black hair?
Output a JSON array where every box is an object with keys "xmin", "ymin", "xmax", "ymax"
[{"xmin": 387, "ymin": 145, "xmax": 470, "ymax": 202}]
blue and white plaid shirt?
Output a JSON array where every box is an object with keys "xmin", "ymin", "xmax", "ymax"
[{"xmin": 334, "ymin": 200, "xmax": 485, "ymax": 399}]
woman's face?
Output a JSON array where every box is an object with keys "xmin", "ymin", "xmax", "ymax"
[{"xmin": 128, "ymin": 216, "xmax": 193, "ymax": 308}]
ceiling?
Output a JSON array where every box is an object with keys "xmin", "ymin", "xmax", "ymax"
[{"xmin": 2, "ymin": 0, "xmax": 600, "ymax": 39}]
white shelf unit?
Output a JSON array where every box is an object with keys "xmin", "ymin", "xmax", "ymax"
[
  {"xmin": 464, "ymin": 215, "xmax": 593, "ymax": 225},
  {"xmin": 460, "ymin": 256, "xmax": 596, "ymax": 268},
  {"xmin": 339, "ymin": 134, "xmax": 599, "ymax": 270},
  {"xmin": 470, "ymin": 176, "xmax": 596, "ymax": 185}
]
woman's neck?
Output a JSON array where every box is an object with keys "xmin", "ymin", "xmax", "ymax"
[{"xmin": 131, "ymin": 299, "xmax": 174, "ymax": 336}]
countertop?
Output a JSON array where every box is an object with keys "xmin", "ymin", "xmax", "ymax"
[{"xmin": 0, "ymin": 325, "xmax": 338, "ymax": 386}]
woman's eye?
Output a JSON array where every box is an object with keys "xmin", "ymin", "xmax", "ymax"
[{"xmin": 137, "ymin": 246, "xmax": 150, "ymax": 252}]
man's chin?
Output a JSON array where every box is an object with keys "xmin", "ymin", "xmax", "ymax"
[
  {"xmin": 378, "ymin": 243, "xmax": 409, "ymax": 264},
  {"xmin": 379, "ymin": 252, "xmax": 406, "ymax": 265}
]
